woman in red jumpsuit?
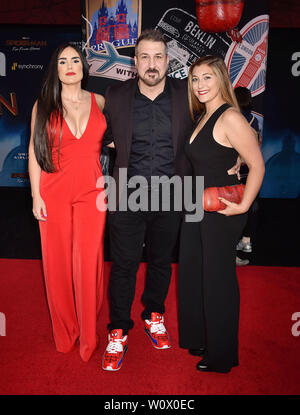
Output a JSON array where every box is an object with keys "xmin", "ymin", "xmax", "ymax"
[{"xmin": 28, "ymin": 43, "xmax": 107, "ymax": 362}]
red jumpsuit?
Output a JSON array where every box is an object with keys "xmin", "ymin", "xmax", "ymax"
[{"xmin": 39, "ymin": 93, "xmax": 107, "ymax": 362}]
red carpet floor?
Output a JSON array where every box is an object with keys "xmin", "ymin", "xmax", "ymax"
[{"xmin": 0, "ymin": 259, "xmax": 299, "ymax": 395}]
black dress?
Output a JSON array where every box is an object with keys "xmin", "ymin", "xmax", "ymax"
[{"xmin": 178, "ymin": 103, "xmax": 247, "ymax": 373}]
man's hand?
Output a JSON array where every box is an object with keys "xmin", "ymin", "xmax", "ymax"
[{"xmin": 227, "ymin": 156, "xmax": 243, "ymax": 180}]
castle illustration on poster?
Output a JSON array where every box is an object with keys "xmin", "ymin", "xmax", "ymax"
[{"xmin": 86, "ymin": 0, "xmax": 141, "ymax": 51}]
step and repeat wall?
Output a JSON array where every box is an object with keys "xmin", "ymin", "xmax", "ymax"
[{"xmin": 2, "ymin": 1, "xmax": 297, "ymax": 199}]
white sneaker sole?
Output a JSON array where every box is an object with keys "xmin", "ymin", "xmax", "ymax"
[
  {"xmin": 153, "ymin": 344, "xmax": 171, "ymax": 350},
  {"xmin": 102, "ymin": 364, "xmax": 121, "ymax": 372}
]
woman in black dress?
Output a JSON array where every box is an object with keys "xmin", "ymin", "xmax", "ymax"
[{"xmin": 178, "ymin": 56, "xmax": 265, "ymax": 373}]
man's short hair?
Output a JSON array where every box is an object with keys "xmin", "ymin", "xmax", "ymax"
[{"xmin": 135, "ymin": 29, "xmax": 168, "ymax": 56}]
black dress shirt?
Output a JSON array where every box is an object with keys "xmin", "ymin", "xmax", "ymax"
[{"xmin": 127, "ymin": 79, "xmax": 175, "ymax": 183}]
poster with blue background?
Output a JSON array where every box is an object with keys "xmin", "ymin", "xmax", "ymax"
[
  {"xmin": 0, "ymin": 25, "xmax": 81, "ymax": 187},
  {"xmin": 260, "ymin": 28, "xmax": 300, "ymax": 198}
]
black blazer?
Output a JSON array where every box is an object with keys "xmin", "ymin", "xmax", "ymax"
[{"xmin": 103, "ymin": 77, "xmax": 194, "ymax": 207}]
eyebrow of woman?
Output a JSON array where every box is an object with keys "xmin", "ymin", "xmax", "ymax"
[{"xmin": 57, "ymin": 56, "xmax": 80, "ymax": 61}]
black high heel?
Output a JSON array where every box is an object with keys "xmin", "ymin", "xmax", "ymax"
[
  {"xmin": 196, "ymin": 360, "xmax": 231, "ymax": 373},
  {"xmin": 188, "ymin": 347, "xmax": 205, "ymax": 356},
  {"xmin": 196, "ymin": 361, "xmax": 210, "ymax": 371}
]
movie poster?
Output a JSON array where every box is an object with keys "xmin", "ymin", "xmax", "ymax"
[{"xmin": 0, "ymin": 25, "xmax": 81, "ymax": 187}]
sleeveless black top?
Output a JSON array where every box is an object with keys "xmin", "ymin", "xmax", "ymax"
[{"xmin": 185, "ymin": 103, "xmax": 239, "ymax": 189}]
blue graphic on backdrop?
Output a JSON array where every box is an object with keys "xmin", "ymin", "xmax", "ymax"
[
  {"xmin": 259, "ymin": 28, "xmax": 300, "ymax": 198},
  {"xmin": 87, "ymin": 41, "xmax": 135, "ymax": 73},
  {"xmin": 0, "ymin": 127, "xmax": 29, "ymax": 186},
  {"xmin": 260, "ymin": 129, "xmax": 300, "ymax": 198},
  {"xmin": 225, "ymin": 15, "xmax": 269, "ymax": 97}
]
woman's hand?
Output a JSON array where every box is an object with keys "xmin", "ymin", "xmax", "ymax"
[
  {"xmin": 217, "ymin": 197, "xmax": 248, "ymax": 216},
  {"xmin": 32, "ymin": 195, "xmax": 47, "ymax": 221}
]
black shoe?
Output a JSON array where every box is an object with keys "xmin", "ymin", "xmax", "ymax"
[
  {"xmin": 196, "ymin": 361, "xmax": 210, "ymax": 371},
  {"xmin": 196, "ymin": 360, "xmax": 231, "ymax": 373},
  {"xmin": 188, "ymin": 347, "xmax": 205, "ymax": 356}
]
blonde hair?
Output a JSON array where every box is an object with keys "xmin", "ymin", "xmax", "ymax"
[{"xmin": 188, "ymin": 55, "xmax": 239, "ymax": 122}]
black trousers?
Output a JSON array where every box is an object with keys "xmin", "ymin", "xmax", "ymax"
[
  {"xmin": 242, "ymin": 197, "xmax": 259, "ymax": 239},
  {"xmin": 178, "ymin": 211, "xmax": 247, "ymax": 372},
  {"xmin": 107, "ymin": 195, "xmax": 181, "ymax": 333}
]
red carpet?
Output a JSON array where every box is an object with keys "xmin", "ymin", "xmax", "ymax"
[{"xmin": 0, "ymin": 259, "xmax": 299, "ymax": 395}]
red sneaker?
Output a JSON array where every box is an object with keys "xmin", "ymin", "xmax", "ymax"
[
  {"xmin": 102, "ymin": 329, "xmax": 128, "ymax": 371},
  {"xmin": 144, "ymin": 313, "xmax": 171, "ymax": 349}
]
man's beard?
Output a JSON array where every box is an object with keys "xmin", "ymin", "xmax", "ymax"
[{"xmin": 139, "ymin": 68, "xmax": 167, "ymax": 87}]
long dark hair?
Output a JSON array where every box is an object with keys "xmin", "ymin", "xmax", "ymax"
[
  {"xmin": 33, "ymin": 42, "xmax": 89, "ymax": 172},
  {"xmin": 234, "ymin": 86, "xmax": 253, "ymax": 111}
]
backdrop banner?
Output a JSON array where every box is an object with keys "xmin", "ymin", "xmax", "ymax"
[
  {"xmin": 82, "ymin": 0, "xmax": 269, "ymax": 192},
  {"xmin": 0, "ymin": 25, "xmax": 81, "ymax": 187},
  {"xmin": 0, "ymin": 1, "xmax": 270, "ymax": 188},
  {"xmin": 83, "ymin": 0, "xmax": 269, "ymax": 112}
]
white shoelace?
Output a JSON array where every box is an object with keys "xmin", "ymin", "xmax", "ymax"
[
  {"xmin": 149, "ymin": 321, "xmax": 166, "ymax": 335},
  {"xmin": 106, "ymin": 338, "xmax": 124, "ymax": 353}
]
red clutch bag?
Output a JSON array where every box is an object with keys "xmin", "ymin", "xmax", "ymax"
[{"xmin": 203, "ymin": 183, "xmax": 245, "ymax": 212}]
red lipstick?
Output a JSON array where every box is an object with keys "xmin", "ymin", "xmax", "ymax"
[{"xmin": 66, "ymin": 72, "xmax": 76, "ymax": 76}]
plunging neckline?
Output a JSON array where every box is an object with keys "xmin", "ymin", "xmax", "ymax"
[
  {"xmin": 63, "ymin": 93, "xmax": 92, "ymax": 140},
  {"xmin": 189, "ymin": 103, "xmax": 227, "ymax": 145}
]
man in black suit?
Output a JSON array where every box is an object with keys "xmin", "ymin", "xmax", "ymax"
[{"xmin": 102, "ymin": 29, "xmax": 193, "ymax": 371}]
